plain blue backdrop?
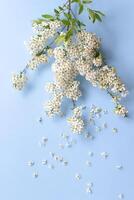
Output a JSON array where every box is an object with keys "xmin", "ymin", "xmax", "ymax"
[{"xmin": 0, "ymin": 0, "xmax": 134, "ymax": 199}]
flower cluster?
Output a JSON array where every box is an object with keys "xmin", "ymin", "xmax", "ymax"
[
  {"xmin": 26, "ymin": 20, "xmax": 62, "ymax": 56},
  {"xmin": 45, "ymin": 30, "xmax": 128, "ymax": 118},
  {"xmin": 114, "ymin": 104, "xmax": 128, "ymax": 117},
  {"xmin": 67, "ymin": 107, "xmax": 84, "ymax": 134},
  {"xmin": 44, "ymin": 91, "xmax": 64, "ymax": 117},
  {"xmin": 28, "ymin": 54, "xmax": 48, "ymax": 70},
  {"xmin": 12, "ymin": 72, "xmax": 27, "ymax": 90},
  {"xmin": 12, "ymin": 20, "xmax": 62, "ymax": 89}
]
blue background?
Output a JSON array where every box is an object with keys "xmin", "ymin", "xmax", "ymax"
[{"xmin": 0, "ymin": 0, "xmax": 134, "ymax": 199}]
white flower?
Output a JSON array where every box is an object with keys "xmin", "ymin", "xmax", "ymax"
[{"xmin": 93, "ymin": 54, "xmax": 103, "ymax": 67}]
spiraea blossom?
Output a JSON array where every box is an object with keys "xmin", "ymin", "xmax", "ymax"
[
  {"xmin": 12, "ymin": 0, "xmax": 128, "ymax": 133},
  {"xmin": 12, "ymin": 72, "xmax": 27, "ymax": 90},
  {"xmin": 67, "ymin": 107, "xmax": 85, "ymax": 134}
]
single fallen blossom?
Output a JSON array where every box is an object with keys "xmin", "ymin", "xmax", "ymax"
[
  {"xmin": 27, "ymin": 161, "xmax": 35, "ymax": 167},
  {"xmin": 75, "ymin": 173, "xmax": 82, "ymax": 181},
  {"xmin": 100, "ymin": 152, "xmax": 109, "ymax": 159}
]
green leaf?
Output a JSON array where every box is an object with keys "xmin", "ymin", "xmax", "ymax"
[
  {"xmin": 55, "ymin": 34, "xmax": 65, "ymax": 44},
  {"xmin": 88, "ymin": 9, "xmax": 96, "ymax": 23},
  {"xmin": 95, "ymin": 10, "xmax": 105, "ymax": 16},
  {"xmin": 42, "ymin": 14, "xmax": 54, "ymax": 20},
  {"xmin": 54, "ymin": 9, "xmax": 60, "ymax": 15},
  {"xmin": 87, "ymin": 8, "xmax": 105, "ymax": 23},
  {"xmin": 58, "ymin": 6, "xmax": 64, "ymax": 11},
  {"xmin": 83, "ymin": 0, "xmax": 92, "ymax": 4},
  {"xmin": 79, "ymin": 4, "xmax": 84, "ymax": 15},
  {"xmin": 33, "ymin": 19, "xmax": 45, "ymax": 24},
  {"xmin": 62, "ymin": 19, "xmax": 70, "ymax": 26},
  {"xmin": 95, "ymin": 13, "xmax": 102, "ymax": 22},
  {"xmin": 64, "ymin": 12, "xmax": 72, "ymax": 20},
  {"xmin": 65, "ymin": 29, "xmax": 73, "ymax": 41},
  {"xmin": 72, "ymin": 0, "xmax": 80, "ymax": 3},
  {"xmin": 77, "ymin": 20, "xmax": 86, "ymax": 27}
]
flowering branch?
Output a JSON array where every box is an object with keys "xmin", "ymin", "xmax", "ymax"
[{"xmin": 12, "ymin": 0, "xmax": 128, "ymax": 134}]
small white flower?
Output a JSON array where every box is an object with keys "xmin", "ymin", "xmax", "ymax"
[
  {"xmin": 87, "ymin": 182, "xmax": 93, "ymax": 187},
  {"xmin": 49, "ymin": 152, "xmax": 55, "ymax": 158},
  {"xmin": 63, "ymin": 161, "xmax": 68, "ymax": 166},
  {"xmin": 112, "ymin": 128, "xmax": 118, "ymax": 133},
  {"xmin": 27, "ymin": 161, "xmax": 35, "ymax": 167},
  {"xmin": 86, "ymin": 187, "xmax": 92, "ymax": 194},
  {"xmin": 100, "ymin": 152, "xmax": 109, "ymax": 159},
  {"xmin": 75, "ymin": 173, "xmax": 81, "ymax": 181},
  {"xmin": 116, "ymin": 165, "xmax": 123, "ymax": 170},
  {"xmin": 33, "ymin": 172, "xmax": 38, "ymax": 178},
  {"xmin": 86, "ymin": 160, "xmax": 92, "ymax": 167},
  {"xmin": 48, "ymin": 164, "xmax": 55, "ymax": 169},
  {"xmin": 118, "ymin": 193, "xmax": 124, "ymax": 199},
  {"xmin": 88, "ymin": 152, "xmax": 94, "ymax": 157}
]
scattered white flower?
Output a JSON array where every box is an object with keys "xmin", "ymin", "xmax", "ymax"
[
  {"xmin": 86, "ymin": 187, "xmax": 92, "ymax": 194},
  {"xmin": 118, "ymin": 193, "xmax": 124, "ymax": 199},
  {"xmin": 75, "ymin": 173, "xmax": 81, "ymax": 181},
  {"xmin": 88, "ymin": 152, "xmax": 94, "ymax": 157},
  {"xmin": 33, "ymin": 172, "xmax": 38, "ymax": 178},
  {"xmin": 58, "ymin": 156, "xmax": 64, "ymax": 162},
  {"xmin": 100, "ymin": 152, "xmax": 109, "ymax": 159},
  {"xmin": 86, "ymin": 160, "xmax": 92, "ymax": 167},
  {"xmin": 87, "ymin": 182, "xmax": 93, "ymax": 187},
  {"xmin": 49, "ymin": 152, "xmax": 55, "ymax": 158},
  {"xmin": 42, "ymin": 160, "xmax": 48, "ymax": 165},
  {"xmin": 48, "ymin": 164, "xmax": 55, "ymax": 169},
  {"xmin": 116, "ymin": 165, "xmax": 123, "ymax": 170},
  {"xmin": 39, "ymin": 137, "xmax": 48, "ymax": 147},
  {"xmin": 112, "ymin": 128, "xmax": 118, "ymax": 133},
  {"xmin": 38, "ymin": 117, "xmax": 43, "ymax": 123},
  {"xmin": 27, "ymin": 161, "xmax": 35, "ymax": 167},
  {"xmin": 63, "ymin": 161, "xmax": 68, "ymax": 166}
]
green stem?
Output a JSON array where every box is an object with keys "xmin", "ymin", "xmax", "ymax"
[{"xmin": 67, "ymin": 0, "xmax": 71, "ymax": 30}]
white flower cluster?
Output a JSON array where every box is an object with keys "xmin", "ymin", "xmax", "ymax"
[
  {"xmin": 12, "ymin": 72, "xmax": 27, "ymax": 90},
  {"xmin": 28, "ymin": 54, "xmax": 48, "ymax": 70},
  {"xmin": 44, "ymin": 30, "xmax": 128, "ymax": 118},
  {"xmin": 12, "ymin": 20, "xmax": 62, "ymax": 90},
  {"xmin": 26, "ymin": 20, "xmax": 62, "ymax": 70},
  {"xmin": 26, "ymin": 20, "xmax": 62, "ymax": 56},
  {"xmin": 114, "ymin": 104, "xmax": 128, "ymax": 117},
  {"xmin": 67, "ymin": 107, "xmax": 84, "ymax": 134},
  {"xmin": 44, "ymin": 91, "xmax": 64, "ymax": 117}
]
